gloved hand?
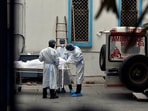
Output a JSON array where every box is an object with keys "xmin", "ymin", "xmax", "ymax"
[
  {"xmin": 64, "ymin": 52, "xmax": 68, "ymax": 55},
  {"xmin": 55, "ymin": 58, "xmax": 59, "ymax": 65},
  {"xmin": 65, "ymin": 54, "xmax": 74, "ymax": 64},
  {"xmin": 66, "ymin": 59, "xmax": 74, "ymax": 64},
  {"xmin": 65, "ymin": 60, "xmax": 70, "ymax": 64}
]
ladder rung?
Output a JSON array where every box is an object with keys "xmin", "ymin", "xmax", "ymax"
[
  {"xmin": 56, "ymin": 37, "xmax": 67, "ymax": 39},
  {"xmin": 56, "ymin": 30, "xmax": 67, "ymax": 32},
  {"xmin": 55, "ymin": 16, "xmax": 68, "ymax": 48},
  {"xmin": 56, "ymin": 23, "xmax": 66, "ymax": 24}
]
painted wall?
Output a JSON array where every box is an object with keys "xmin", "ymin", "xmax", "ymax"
[
  {"xmin": 24, "ymin": 0, "xmax": 118, "ymax": 53},
  {"xmin": 18, "ymin": 0, "xmax": 147, "ymax": 76},
  {"xmin": 142, "ymin": 0, "xmax": 148, "ymax": 25}
]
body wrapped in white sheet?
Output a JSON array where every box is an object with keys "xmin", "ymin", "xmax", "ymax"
[
  {"xmin": 14, "ymin": 58, "xmax": 72, "ymax": 88},
  {"xmin": 14, "ymin": 58, "xmax": 69, "ymax": 69},
  {"xmin": 14, "ymin": 59, "xmax": 43, "ymax": 69}
]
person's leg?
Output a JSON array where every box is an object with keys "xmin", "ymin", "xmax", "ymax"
[
  {"xmin": 61, "ymin": 87, "xmax": 66, "ymax": 93},
  {"xmin": 69, "ymin": 84, "xmax": 75, "ymax": 95},
  {"xmin": 50, "ymin": 89, "xmax": 59, "ymax": 99},
  {"xmin": 49, "ymin": 65, "xmax": 59, "ymax": 99},
  {"xmin": 71, "ymin": 84, "xmax": 83, "ymax": 97},
  {"xmin": 75, "ymin": 84, "xmax": 82, "ymax": 94},
  {"xmin": 56, "ymin": 87, "xmax": 61, "ymax": 93},
  {"xmin": 61, "ymin": 70, "xmax": 71, "ymax": 93},
  {"xmin": 53, "ymin": 89, "xmax": 59, "ymax": 98},
  {"xmin": 56, "ymin": 69, "xmax": 61, "ymax": 93},
  {"xmin": 42, "ymin": 87, "xmax": 48, "ymax": 98},
  {"xmin": 71, "ymin": 61, "xmax": 84, "ymax": 97},
  {"xmin": 68, "ymin": 84, "xmax": 72, "ymax": 90}
]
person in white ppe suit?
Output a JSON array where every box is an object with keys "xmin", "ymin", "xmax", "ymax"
[
  {"xmin": 65, "ymin": 44, "xmax": 84, "ymax": 97},
  {"xmin": 56, "ymin": 39, "xmax": 74, "ymax": 94},
  {"xmin": 39, "ymin": 40, "xmax": 59, "ymax": 99}
]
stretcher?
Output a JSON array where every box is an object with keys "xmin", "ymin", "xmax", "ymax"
[
  {"xmin": 15, "ymin": 67, "xmax": 43, "ymax": 73},
  {"xmin": 15, "ymin": 59, "xmax": 43, "ymax": 92},
  {"xmin": 14, "ymin": 58, "xmax": 72, "ymax": 92},
  {"xmin": 15, "ymin": 68, "xmax": 43, "ymax": 92}
]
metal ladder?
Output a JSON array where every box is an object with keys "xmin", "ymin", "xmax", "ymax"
[{"xmin": 55, "ymin": 16, "xmax": 68, "ymax": 48}]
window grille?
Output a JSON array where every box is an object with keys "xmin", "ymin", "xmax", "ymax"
[
  {"xmin": 121, "ymin": 0, "xmax": 137, "ymax": 26},
  {"xmin": 71, "ymin": 0, "xmax": 89, "ymax": 42}
]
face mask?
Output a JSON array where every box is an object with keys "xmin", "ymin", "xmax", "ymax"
[{"xmin": 60, "ymin": 44, "xmax": 65, "ymax": 47}]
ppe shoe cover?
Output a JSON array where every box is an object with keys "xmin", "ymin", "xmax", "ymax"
[
  {"xmin": 71, "ymin": 93, "xmax": 83, "ymax": 97},
  {"xmin": 70, "ymin": 89, "xmax": 75, "ymax": 95}
]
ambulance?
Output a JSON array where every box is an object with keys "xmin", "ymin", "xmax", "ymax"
[{"xmin": 99, "ymin": 26, "xmax": 148, "ymax": 92}]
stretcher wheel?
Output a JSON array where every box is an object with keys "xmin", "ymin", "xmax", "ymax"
[
  {"xmin": 119, "ymin": 55, "xmax": 148, "ymax": 92},
  {"xmin": 18, "ymin": 86, "xmax": 22, "ymax": 92},
  {"xmin": 99, "ymin": 44, "xmax": 106, "ymax": 71}
]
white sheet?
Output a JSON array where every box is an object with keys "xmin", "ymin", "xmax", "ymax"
[
  {"xmin": 14, "ymin": 59, "xmax": 43, "ymax": 69},
  {"xmin": 14, "ymin": 58, "xmax": 68, "ymax": 69}
]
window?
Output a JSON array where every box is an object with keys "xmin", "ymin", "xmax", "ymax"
[
  {"xmin": 118, "ymin": 0, "xmax": 143, "ymax": 26},
  {"xmin": 68, "ymin": 0, "xmax": 93, "ymax": 47}
]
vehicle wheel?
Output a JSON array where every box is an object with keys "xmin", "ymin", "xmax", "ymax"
[
  {"xmin": 119, "ymin": 55, "xmax": 148, "ymax": 92},
  {"xmin": 99, "ymin": 45, "xmax": 106, "ymax": 71}
]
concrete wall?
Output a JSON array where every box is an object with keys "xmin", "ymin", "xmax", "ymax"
[
  {"xmin": 24, "ymin": 0, "xmax": 118, "ymax": 53},
  {"xmin": 142, "ymin": 0, "xmax": 148, "ymax": 25}
]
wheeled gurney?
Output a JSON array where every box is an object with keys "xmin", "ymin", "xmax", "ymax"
[{"xmin": 14, "ymin": 57, "xmax": 72, "ymax": 92}]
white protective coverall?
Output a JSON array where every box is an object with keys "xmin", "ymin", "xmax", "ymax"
[
  {"xmin": 39, "ymin": 47, "xmax": 58, "ymax": 89},
  {"xmin": 66, "ymin": 46, "xmax": 84, "ymax": 84},
  {"xmin": 57, "ymin": 45, "xmax": 67, "ymax": 59},
  {"xmin": 56, "ymin": 46, "xmax": 71, "ymax": 87}
]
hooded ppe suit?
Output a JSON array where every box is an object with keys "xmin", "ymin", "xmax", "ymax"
[
  {"xmin": 66, "ymin": 46, "xmax": 84, "ymax": 84},
  {"xmin": 66, "ymin": 44, "xmax": 84, "ymax": 97},
  {"xmin": 56, "ymin": 39, "xmax": 73, "ymax": 93},
  {"xmin": 39, "ymin": 40, "xmax": 59, "ymax": 99},
  {"xmin": 39, "ymin": 47, "xmax": 58, "ymax": 89}
]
